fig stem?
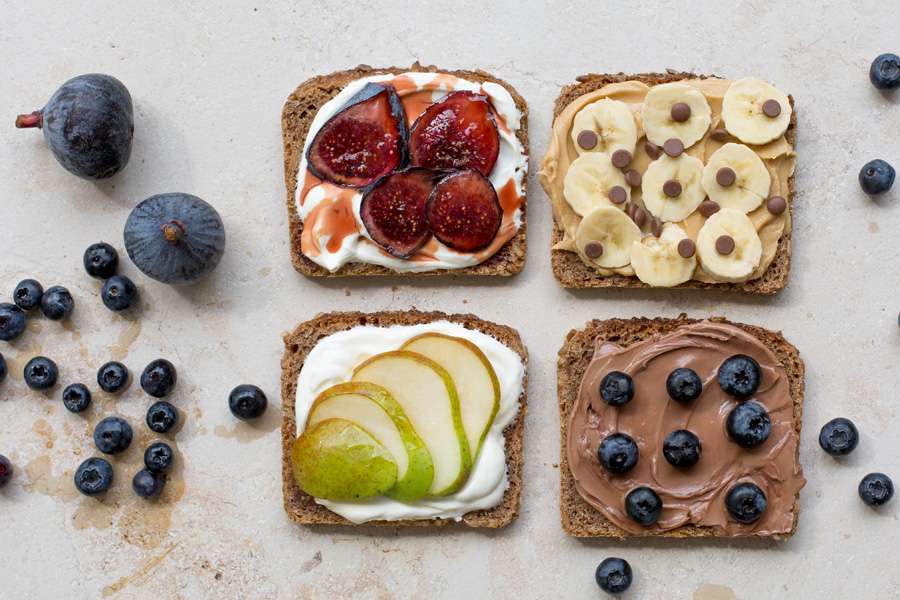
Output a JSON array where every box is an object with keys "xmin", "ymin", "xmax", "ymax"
[
  {"xmin": 162, "ymin": 220, "xmax": 186, "ymax": 245},
  {"xmin": 15, "ymin": 111, "xmax": 43, "ymax": 129}
]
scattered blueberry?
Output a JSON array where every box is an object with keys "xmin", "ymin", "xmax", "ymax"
[
  {"xmin": 146, "ymin": 401, "xmax": 178, "ymax": 433},
  {"xmin": 0, "ymin": 353, "xmax": 6, "ymax": 383},
  {"xmin": 870, "ymin": 53, "xmax": 900, "ymax": 90},
  {"xmin": 74, "ymin": 457, "xmax": 113, "ymax": 495},
  {"xmin": 625, "ymin": 486, "xmax": 662, "ymax": 526},
  {"xmin": 97, "ymin": 361, "xmax": 129, "ymax": 393},
  {"xmin": 595, "ymin": 557, "xmax": 633, "ymax": 595},
  {"xmin": 93, "ymin": 416, "xmax": 133, "ymax": 454},
  {"xmin": 83, "ymin": 242, "xmax": 119, "ymax": 278},
  {"xmin": 859, "ymin": 159, "xmax": 895, "ymax": 196},
  {"xmin": 144, "ymin": 441, "xmax": 174, "ymax": 472},
  {"xmin": 132, "ymin": 468, "xmax": 165, "ymax": 498},
  {"xmin": 726, "ymin": 482, "xmax": 767, "ymax": 523},
  {"xmin": 662, "ymin": 429, "xmax": 702, "ymax": 468},
  {"xmin": 229, "ymin": 384, "xmax": 268, "ymax": 420},
  {"xmin": 0, "ymin": 454, "xmax": 13, "ymax": 487},
  {"xmin": 726, "ymin": 401, "xmax": 771, "ymax": 448},
  {"xmin": 140, "ymin": 359, "xmax": 177, "ymax": 398},
  {"xmin": 598, "ymin": 433, "xmax": 639, "ymax": 474},
  {"xmin": 666, "ymin": 367, "xmax": 702, "ymax": 403},
  {"xmin": 23, "ymin": 356, "xmax": 58, "ymax": 390},
  {"xmin": 62, "ymin": 383, "xmax": 91, "ymax": 413},
  {"xmin": 101, "ymin": 275, "xmax": 138, "ymax": 312},
  {"xmin": 40, "ymin": 285, "xmax": 74, "ymax": 320},
  {"xmin": 818, "ymin": 417, "xmax": 859, "ymax": 457},
  {"xmin": 13, "ymin": 279, "xmax": 43, "ymax": 311},
  {"xmin": 600, "ymin": 371, "xmax": 634, "ymax": 407},
  {"xmin": 0, "ymin": 303, "xmax": 26, "ymax": 341},
  {"xmin": 717, "ymin": 354, "xmax": 761, "ymax": 398},
  {"xmin": 859, "ymin": 473, "xmax": 894, "ymax": 507}
]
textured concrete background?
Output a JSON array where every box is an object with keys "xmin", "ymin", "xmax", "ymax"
[{"xmin": 1, "ymin": 1, "xmax": 898, "ymax": 598}]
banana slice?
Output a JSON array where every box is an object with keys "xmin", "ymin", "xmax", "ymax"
[
  {"xmin": 696, "ymin": 208, "xmax": 762, "ymax": 282},
  {"xmin": 722, "ymin": 78, "xmax": 791, "ymax": 145},
  {"xmin": 641, "ymin": 82, "xmax": 712, "ymax": 148},
  {"xmin": 575, "ymin": 206, "xmax": 642, "ymax": 269},
  {"xmin": 701, "ymin": 143, "xmax": 771, "ymax": 213},
  {"xmin": 570, "ymin": 98, "xmax": 638, "ymax": 157},
  {"xmin": 641, "ymin": 154, "xmax": 705, "ymax": 222},
  {"xmin": 630, "ymin": 223, "xmax": 697, "ymax": 287},
  {"xmin": 564, "ymin": 152, "xmax": 630, "ymax": 217}
]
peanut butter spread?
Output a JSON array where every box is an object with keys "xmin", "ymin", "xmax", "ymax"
[{"xmin": 567, "ymin": 321, "xmax": 805, "ymax": 535}]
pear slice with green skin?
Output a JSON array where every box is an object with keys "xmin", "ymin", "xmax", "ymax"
[
  {"xmin": 306, "ymin": 382, "xmax": 434, "ymax": 502},
  {"xmin": 291, "ymin": 418, "xmax": 398, "ymax": 501},
  {"xmin": 352, "ymin": 350, "xmax": 471, "ymax": 496},
  {"xmin": 400, "ymin": 333, "xmax": 500, "ymax": 459}
]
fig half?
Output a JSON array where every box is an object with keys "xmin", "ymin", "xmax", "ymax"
[
  {"xmin": 427, "ymin": 170, "xmax": 502, "ymax": 253},
  {"xmin": 360, "ymin": 168, "xmax": 438, "ymax": 258}
]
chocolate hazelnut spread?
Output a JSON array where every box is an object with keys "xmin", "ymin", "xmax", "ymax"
[{"xmin": 566, "ymin": 321, "xmax": 804, "ymax": 536}]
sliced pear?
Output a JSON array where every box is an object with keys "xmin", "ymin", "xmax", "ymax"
[
  {"xmin": 307, "ymin": 382, "xmax": 434, "ymax": 502},
  {"xmin": 401, "ymin": 333, "xmax": 500, "ymax": 459},
  {"xmin": 352, "ymin": 350, "xmax": 471, "ymax": 496},
  {"xmin": 291, "ymin": 418, "xmax": 398, "ymax": 501}
]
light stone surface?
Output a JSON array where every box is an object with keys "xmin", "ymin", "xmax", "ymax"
[{"xmin": 1, "ymin": 1, "xmax": 898, "ymax": 598}]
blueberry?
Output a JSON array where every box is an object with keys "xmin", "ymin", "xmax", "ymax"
[
  {"xmin": 132, "ymin": 468, "xmax": 165, "ymax": 498},
  {"xmin": 146, "ymin": 401, "xmax": 178, "ymax": 433},
  {"xmin": 140, "ymin": 359, "xmax": 177, "ymax": 398},
  {"xmin": 666, "ymin": 367, "xmax": 702, "ymax": 403},
  {"xmin": 144, "ymin": 441, "xmax": 174, "ymax": 472},
  {"xmin": 40, "ymin": 285, "xmax": 74, "ymax": 320},
  {"xmin": 859, "ymin": 159, "xmax": 895, "ymax": 196},
  {"xmin": 97, "ymin": 361, "xmax": 129, "ymax": 393},
  {"xmin": 0, "ymin": 454, "xmax": 13, "ymax": 487},
  {"xmin": 859, "ymin": 473, "xmax": 894, "ymax": 507},
  {"xmin": 726, "ymin": 401, "xmax": 771, "ymax": 448},
  {"xmin": 818, "ymin": 417, "xmax": 859, "ymax": 457},
  {"xmin": 74, "ymin": 457, "xmax": 113, "ymax": 495},
  {"xmin": 0, "ymin": 303, "xmax": 26, "ymax": 341},
  {"xmin": 13, "ymin": 279, "xmax": 43, "ymax": 311},
  {"xmin": 595, "ymin": 557, "xmax": 633, "ymax": 594},
  {"xmin": 93, "ymin": 416, "xmax": 133, "ymax": 454},
  {"xmin": 62, "ymin": 383, "xmax": 91, "ymax": 413},
  {"xmin": 101, "ymin": 275, "xmax": 138, "ymax": 312},
  {"xmin": 625, "ymin": 487, "xmax": 662, "ymax": 526},
  {"xmin": 726, "ymin": 482, "xmax": 767, "ymax": 523},
  {"xmin": 23, "ymin": 356, "xmax": 58, "ymax": 390},
  {"xmin": 0, "ymin": 353, "xmax": 6, "ymax": 383},
  {"xmin": 83, "ymin": 242, "xmax": 119, "ymax": 278},
  {"xmin": 600, "ymin": 371, "xmax": 634, "ymax": 407},
  {"xmin": 662, "ymin": 429, "xmax": 702, "ymax": 468},
  {"xmin": 717, "ymin": 354, "xmax": 761, "ymax": 398},
  {"xmin": 870, "ymin": 53, "xmax": 900, "ymax": 90},
  {"xmin": 598, "ymin": 433, "xmax": 639, "ymax": 474},
  {"xmin": 229, "ymin": 384, "xmax": 268, "ymax": 420}
]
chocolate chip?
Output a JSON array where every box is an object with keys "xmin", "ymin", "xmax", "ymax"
[
  {"xmin": 625, "ymin": 169, "xmax": 642, "ymax": 187},
  {"xmin": 632, "ymin": 206, "xmax": 647, "ymax": 227},
  {"xmin": 716, "ymin": 167, "xmax": 736, "ymax": 187},
  {"xmin": 710, "ymin": 128, "xmax": 729, "ymax": 142},
  {"xmin": 611, "ymin": 149, "xmax": 633, "ymax": 169},
  {"xmin": 677, "ymin": 238, "xmax": 696, "ymax": 258},
  {"xmin": 645, "ymin": 141, "xmax": 662, "ymax": 160},
  {"xmin": 584, "ymin": 241, "xmax": 603, "ymax": 259},
  {"xmin": 577, "ymin": 130, "xmax": 598, "ymax": 150},
  {"xmin": 698, "ymin": 199, "xmax": 720, "ymax": 217},
  {"xmin": 663, "ymin": 179, "xmax": 682, "ymax": 198},
  {"xmin": 762, "ymin": 99, "xmax": 781, "ymax": 118},
  {"xmin": 608, "ymin": 186, "xmax": 627, "ymax": 204},
  {"xmin": 670, "ymin": 102, "xmax": 691, "ymax": 122},
  {"xmin": 766, "ymin": 195, "xmax": 787, "ymax": 215},
  {"xmin": 715, "ymin": 235, "xmax": 735, "ymax": 255},
  {"xmin": 663, "ymin": 138, "xmax": 684, "ymax": 157},
  {"xmin": 651, "ymin": 217, "xmax": 663, "ymax": 238}
]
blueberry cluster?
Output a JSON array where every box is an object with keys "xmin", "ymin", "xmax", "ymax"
[
  {"xmin": 818, "ymin": 417, "xmax": 894, "ymax": 507},
  {"xmin": 0, "ymin": 278, "xmax": 74, "ymax": 344},
  {"xmin": 83, "ymin": 242, "xmax": 138, "ymax": 312},
  {"xmin": 858, "ymin": 54, "xmax": 898, "ymax": 196}
]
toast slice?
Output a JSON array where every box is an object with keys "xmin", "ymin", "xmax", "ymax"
[
  {"xmin": 544, "ymin": 71, "xmax": 796, "ymax": 294},
  {"xmin": 281, "ymin": 63, "xmax": 529, "ymax": 277},
  {"xmin": 557, "ymin": 314, "xmax": 804, "ymax": 538},
  {"xmin": 281, "ymin": 310, "xmax": 527, "ymax": 528}
]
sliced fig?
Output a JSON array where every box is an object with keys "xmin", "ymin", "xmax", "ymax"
[
  {"xmin": 427, "ymin": 170, "xmax": 502, "ymax": 253},
  {"xmin": 306, "ymin": 83, "xmax": 408, "ymax": 187},
  {"xmin": 409, "ymin": 91, "xmax": 500, "ymax": 176},
  {"xmin": 360, "ymin": 168, "xmax": 437, "ymax": 258}
]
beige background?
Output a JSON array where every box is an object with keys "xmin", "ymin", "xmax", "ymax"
[{"xmin": 1, "ymin": 1, "xmax": 898, "ymax": 598}]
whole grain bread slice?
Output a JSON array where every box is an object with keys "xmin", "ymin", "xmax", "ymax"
[
  {"xmin": 545, "ymin": 71, "xmax": 796, "ymax": 294},
  {"xmin": 281, "ymin": 310, "xmax": 527, "ymax": 528},
  {"xmin": 281, "ymin": 63, "xmax": 529, "ymax": 277},
  {"xmin": 557, "ymin": 314, "xmax": 804, "ymax": 538}
]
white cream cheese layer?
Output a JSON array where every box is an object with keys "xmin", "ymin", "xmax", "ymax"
[
  {"xmin": 295, "ymin": 321, "xmax": 524, "ymax": 523},
  {"xmin": 296, "ymin": 72, "xmax": 527, "ymax": 273}
]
